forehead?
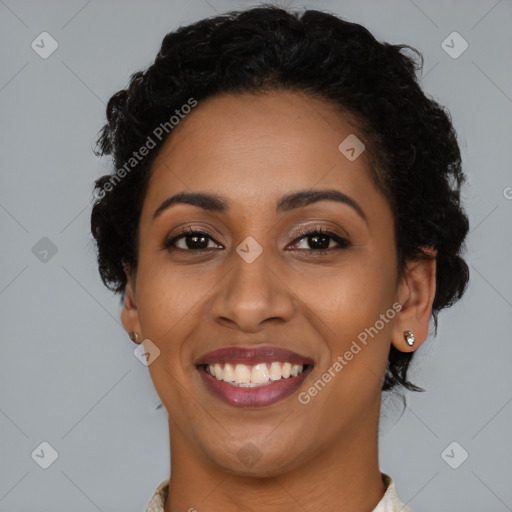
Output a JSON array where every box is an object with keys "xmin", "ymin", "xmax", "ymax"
[{"xmin": 144, "ymin": 91, "xmax": 381, "ymax": 215}]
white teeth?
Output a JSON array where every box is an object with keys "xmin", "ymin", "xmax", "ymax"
[
  {"xmin": 291, "ymin": 364, "xmax": 301, "ymax": 377},
  {"xmin": 269, "ymin": 362, "xmax": 282, "ymax": 381},
  {"xmin": 214, "ymin": 363, "xmax": 223, "ymax": 380},
  {"xmin": 251, "ymin": 363, "xmax": 269, "ymax": 384},
  {"xmin": 234, "ymin": 364, "xmax": 251, "ymax": 384},
  {"xmin": 223, "ymin": 363, "xmax": 235, "ymax": 382},
  {"xmin": 206, "ymin": 362, "xmax": 306, "ymax": 386}
]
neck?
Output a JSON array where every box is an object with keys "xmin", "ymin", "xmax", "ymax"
[{"xmin": 164, "ymin": 399, "xmax": 386, "ymax": 512}]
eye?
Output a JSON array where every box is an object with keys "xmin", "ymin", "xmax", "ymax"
[
  {"xmin": 163, "ymin": 227, "xmax": 223, "ymax": 251},
  {"xmin": 290, "ymin": 227, "xmax": 351, "ymax": 252},
  {"xmin": 163, "ymin": 226, "xmax": 350, "ymax": 253}
]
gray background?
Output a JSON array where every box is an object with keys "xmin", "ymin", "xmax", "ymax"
[{"xmin": 1, "ymin": 0, "xmax": 511, "ymax": 510}]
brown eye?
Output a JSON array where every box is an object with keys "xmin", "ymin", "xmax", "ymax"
[
  {"xmin": 164, "ymin": 228, "xmax": 222, "ymax": 251},
  {"xmin": 291, "ymin": 227, "xmax": 351, "ymax": 252}
]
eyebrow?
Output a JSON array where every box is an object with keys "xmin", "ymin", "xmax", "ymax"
[{"xmin": 152, "ymin": 188, "xmax": 367, "ymax": 223}]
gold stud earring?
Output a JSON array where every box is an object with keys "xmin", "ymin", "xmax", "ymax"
[
  {"xmin": 128, "ymin": 331, "xmax": 140, "ymax": 344},
  {"xmin": 403, "ymin": 330, "xmax": 415, "ymax": 347}
]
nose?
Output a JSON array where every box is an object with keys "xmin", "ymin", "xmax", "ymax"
[{"xmin": 210, "ymin": 248, "xmax": 296, "ymax": 332}]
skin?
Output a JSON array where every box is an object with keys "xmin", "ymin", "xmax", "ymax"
[{"xmin": 121, "ymin": 91, "xmax": 436, "ymax": 512}]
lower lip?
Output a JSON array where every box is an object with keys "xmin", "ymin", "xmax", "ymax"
[{"xmin": 198, "ymin": 365, "xmax": 313, "ymax": 408}]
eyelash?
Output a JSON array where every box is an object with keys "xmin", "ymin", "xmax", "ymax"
[
  {"xmin": 163, "ymin": 226, "xmax": 351, "ymax": 254},
  {"xmin": 293, "ymin": 226, "xmax": 351, "ymax": 252}
]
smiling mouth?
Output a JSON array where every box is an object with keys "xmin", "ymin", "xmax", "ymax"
[
  {"xmin": 195, "ymin": 346, "xmax": 314, "ymax": 407},
  {"xmin": 199, "ymin": 362, "xmax": 314, "ymax": 387},
  {"xmin": 197, "ymin": 362, "xmax": 314, "ymax": 407}
]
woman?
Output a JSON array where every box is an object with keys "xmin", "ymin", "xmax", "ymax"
[{"xmin": 90, "ymin": 5, "xmax": 469, "ymax": 511}]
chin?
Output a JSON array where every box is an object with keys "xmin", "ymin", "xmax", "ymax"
[{"xmin": 204, "ymin": 438, "xmax": 306, "ymax": 478}]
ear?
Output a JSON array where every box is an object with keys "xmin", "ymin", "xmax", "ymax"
[
  {"xmin": 392, "ymin": 248, "xmax": 437, "ymax": 353},
  {"xmin": 121, "ymin": 264, "xmax": 142, "ymax": 338}
]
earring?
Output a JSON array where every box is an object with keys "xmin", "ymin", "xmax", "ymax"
[
  {"xmin": 128, "ymin": 331, "xmax": 140, "ymax": 344},
  {"xmin": 403, "ymin": 330, "xmax": 415, "ymax": 347}
]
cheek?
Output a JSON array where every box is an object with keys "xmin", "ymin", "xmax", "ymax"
[
  {"xmin": 134, "ymin": 269, "xmax": 202, "ymax": 409},
  {"xmin": 299, "ymin": 275, "xmax": 395, "ymax": 421},
  {"xmin": 290, "ymin": 250, "xmax": 397, "ymax": 390},
  {"xmin": 136, "ymin": 262, "xmax": 208, "ymax": 333},
  {"xmin": 292, "ymin": 256, "xmax": 397, "ymax": 333},
  {"xmin": 134, "ymin": 262, "xmax": 224, "ymax": 392}
]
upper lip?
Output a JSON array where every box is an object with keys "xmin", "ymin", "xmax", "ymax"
[{"xmin": 195, "ymin": 346, "xmax": 314, "ymax": 366}]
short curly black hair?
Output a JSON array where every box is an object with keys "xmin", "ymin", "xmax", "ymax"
[{"xmin": 91, "ymin": 5, "xmax": 469, "ymax": 393}]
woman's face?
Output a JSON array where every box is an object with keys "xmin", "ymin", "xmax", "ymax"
[{"xmin": 122, "ymin": 91, "xmax": 431, "ymax": 476}]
